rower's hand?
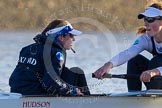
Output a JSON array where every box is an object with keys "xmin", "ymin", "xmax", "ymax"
[
  {"xmin": 76, "ymin": 88, "xmax": 84, "ymax": 96},
  {"xmin": 67, "ymin": 88, "xmax": 84, "ymax": 96},
  {"xmin": 140, "ymin": 69, "xmax": 160, "ymax": 82},
  {"xmin": 93, "ymin": 62, "xmax": 113, "ymax": 79}
]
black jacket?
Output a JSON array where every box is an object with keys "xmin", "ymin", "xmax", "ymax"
[{"xmin": 9, "ymin": 34, "xmax": 74, "ymax": 96}]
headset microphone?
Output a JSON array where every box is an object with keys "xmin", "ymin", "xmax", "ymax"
[{"xmin": 71, "ymin": 48, "xmax": 76, "ymax": 53}]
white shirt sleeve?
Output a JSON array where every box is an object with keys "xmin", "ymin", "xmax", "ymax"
[
  {"xmin": 156, "ymin": 67, "xmax": 162, "ymax": 75},
  {"xmin": 109, "ymin": 35, "xmax": 149, "ymax": 67}
]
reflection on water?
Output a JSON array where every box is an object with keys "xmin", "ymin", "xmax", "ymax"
[{"xmin": 0, "ymin": 31, "xmax": 150, "ymax": 94}]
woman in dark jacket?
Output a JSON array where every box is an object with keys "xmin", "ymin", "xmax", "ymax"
[{"xmin": 9, "ymin": 19, "xmax": 90, "ymax": 96}]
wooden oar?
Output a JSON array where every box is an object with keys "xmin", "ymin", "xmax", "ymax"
[{"xmin": 92, "ymin": 73, "xmax": 162, "ymax": 80}]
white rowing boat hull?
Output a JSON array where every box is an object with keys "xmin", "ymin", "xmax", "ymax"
[
  {"xmin": 1, "ymin": 90, "xmax": 162, "ymax": 108},
  {"xmin": 0, "ymin": 96, "xmax": 162, "ymax": 108}
]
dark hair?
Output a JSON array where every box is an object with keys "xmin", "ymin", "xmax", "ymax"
[
  {"xmin": 42, "ymin": 19, "xmax": 70, "ymax": 35},
  {"xmin": 137, "ymin": 2, "xmax": 162, "ymax": 35}
]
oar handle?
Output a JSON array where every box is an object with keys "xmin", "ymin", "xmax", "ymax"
[
  {"xmin": 92, "ymin": 73, "xmax": 162, "ymax": 80},
  {"xmin": 92, "ymin": 73, "xmax": 112, "ymax": 78},
  {"xmin": 112, "ymin": 74, "xmax": 140, "ymax": 79},
  {"xmin": 151, "ymin": 76, "xmax": 162, "ymax": 81},
  {"xmin": 92, "ymin": 73, "xmax": 139, "ymax": 79}
]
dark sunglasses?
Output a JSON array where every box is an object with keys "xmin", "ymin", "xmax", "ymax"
[
  {"xmin": 69, "ymin": 33, "xmax": 74, "ymax": 38},
  {"xmin": 63, "ymin": 33, "xmax": 74, "ymax": 38},
  {"xmin": 144, "ymin": 17, "xmax": 162, "ymax": 23}
]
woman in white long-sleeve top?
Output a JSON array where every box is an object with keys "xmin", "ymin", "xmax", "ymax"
[{"xmin": 93, "ymin": 2, "xmax": 162, "ymax": 91}]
